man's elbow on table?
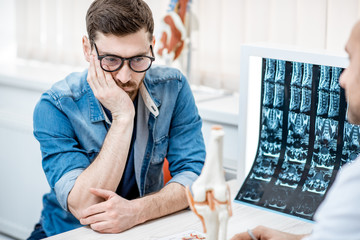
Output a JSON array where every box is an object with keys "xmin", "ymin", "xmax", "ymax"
[{"xmin": 67, "ymin": 187, "xmax": 104, "ymax": 220}]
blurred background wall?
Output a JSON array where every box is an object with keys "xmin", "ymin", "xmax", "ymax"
[{"xmin": 2, "ymin": 0, "xmax": 359, "ymax": 90}]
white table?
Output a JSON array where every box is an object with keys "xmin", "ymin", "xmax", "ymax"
[{"xmin": 45, "ymin": 180, "xmax": 313, "ymax": 240}]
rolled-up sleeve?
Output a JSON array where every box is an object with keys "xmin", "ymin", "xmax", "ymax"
[
  {"xmin": 168, "ymin": 170, "xmax": 200, "ymax": 187},
  {"xmin": 306, "ymin": 159, "xmax": 360, "ymax": 239},
  {"xmin": 166, "ymin": 75, "xmax": 206, "ymax": 187},
  {"xmin": 54, "ymin": 168, "xmax": 85, "ymax": 211},
  {"xmin": 33, "ymin": 93, "xmax": 92, "ymax": 211}
]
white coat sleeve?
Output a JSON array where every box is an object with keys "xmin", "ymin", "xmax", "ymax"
[{"xmin": 305, "ymin": 157, "xmax": 360, "ymax": 240}]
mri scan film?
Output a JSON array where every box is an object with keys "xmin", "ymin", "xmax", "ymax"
[{"xmin": 235, "ymin": 58, "xmax": 359, "ymax": 221}]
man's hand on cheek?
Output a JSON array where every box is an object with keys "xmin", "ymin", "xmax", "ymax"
[
  {"xmin": 79, "ymin": 188, "xmax": 141, "ymax": 233},
  {"xmin": 87, "ymin": 55, "xmax": 135, "ymax": 121}
]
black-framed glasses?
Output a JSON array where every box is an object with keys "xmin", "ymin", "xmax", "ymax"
[{"xmin": 93, "ymin": 42, "xmax": 155, "ymax": 73}]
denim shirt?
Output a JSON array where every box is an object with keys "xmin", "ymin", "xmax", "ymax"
[{"xmin": 33, "ymin": 65, "xmax": 206, "ymax": 236}]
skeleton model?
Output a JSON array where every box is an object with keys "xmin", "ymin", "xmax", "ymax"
[{"xmin": 185, "ymin": 126, "xmax": 232, "ymax": 240}]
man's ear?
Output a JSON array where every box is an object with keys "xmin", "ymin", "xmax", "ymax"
[{"xmin": 82, "ymin": 36, "xmax": 92, "ymax": 62}]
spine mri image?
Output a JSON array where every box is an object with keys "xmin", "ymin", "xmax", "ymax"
[{"xmin": 235, "ymin": 58, "xmax": 360, "ymax": 221}]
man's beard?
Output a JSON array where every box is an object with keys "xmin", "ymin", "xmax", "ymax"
[{"xmin": 115, "ymin": 77, "xmax": 144, "ymax": 100}]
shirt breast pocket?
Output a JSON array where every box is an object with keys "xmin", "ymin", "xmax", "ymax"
[
  {"xmin": 146, "ymin": 135, "xmax": 169, "ymax": 191},
  {"xmin": 151, "ymin": 135, "xmax": 169, "ymax": 165}
]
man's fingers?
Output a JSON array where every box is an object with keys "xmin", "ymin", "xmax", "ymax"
[
  {"xmin": 81, "ymin": 199, "xmax": 108, "ymax": 218},
  {"xmin": 90, "ymin": 221, "xmax": 114, "ymax": 233},
  {"xmin": 94, "ymin": 54, "xmax": 107, "ymax": 87},
  {"xmin": 90, "ymin": 188, "xmax": 115, "ymax": 200},
  {"xmin": 103, "ymin": 65, "xmax": 117, "ymax": 87},
  {"xmin": 80, "ymin": 188, "xmax": 116, "ymax": 218},
  {"xmin": 87, "ymin": 55, "xmax": 100, "ymax": 91},
  {"xmin": 80, "ymin": 211, "xmax": 107, "ymax": 225},
  {"xmin": 230, "ymin": 232, "xmax": 252, "ymax": 240}
]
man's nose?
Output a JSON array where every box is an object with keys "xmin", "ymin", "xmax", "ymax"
[
  {"xmin": 339, "ymin": 70, "xmax": 346, "ymax": 88},
  {"xmin": 115, "ymin": 61, "xmax": 132, "ymax": 84}
]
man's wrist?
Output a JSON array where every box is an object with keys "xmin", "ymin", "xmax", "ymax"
[
  {"xmin": 111, "ymin": 113, "xmax": 134, "ymax": 126},
  {"xmin": 133, "ymin": 197, "xmax": 148, "ymax": 224}
]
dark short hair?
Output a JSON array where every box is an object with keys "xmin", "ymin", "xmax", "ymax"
[{"xmin": 86, "ymin": 0, "xmax": 154, "ymax": 44}]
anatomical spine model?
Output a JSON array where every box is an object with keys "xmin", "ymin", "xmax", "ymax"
[{"xmin": 185, "ymin": 126, "xmax": 232, "ymax": 240}]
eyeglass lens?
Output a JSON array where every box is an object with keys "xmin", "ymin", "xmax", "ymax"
[{"xmin": 101, "ymin": 56, "xmax": 152, "ymax": 72}]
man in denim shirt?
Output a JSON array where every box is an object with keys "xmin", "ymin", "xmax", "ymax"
[{"xmin": 28, "ymin": 0, "xmax": 205, "ymax": 238}]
